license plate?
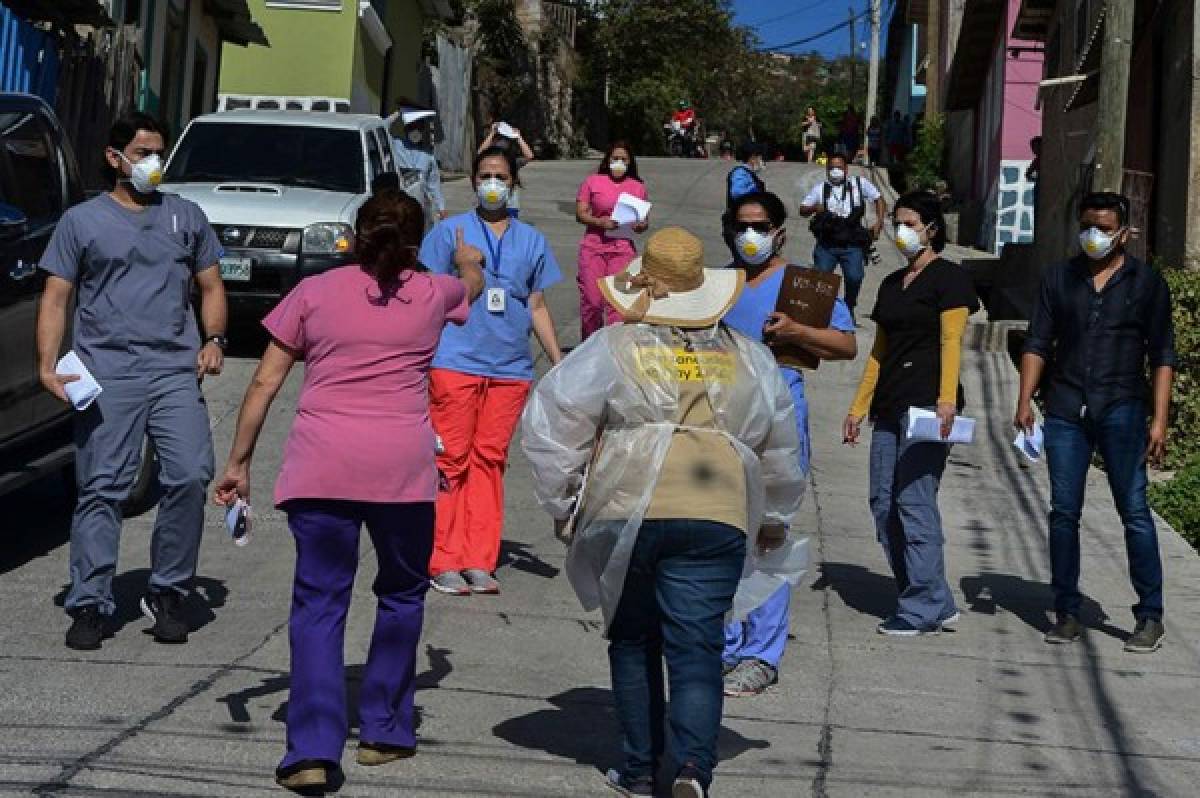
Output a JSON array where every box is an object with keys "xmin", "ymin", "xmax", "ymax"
[{"xmin": 219, "ymin": 256, "xmax": 252, "ymax": 282}]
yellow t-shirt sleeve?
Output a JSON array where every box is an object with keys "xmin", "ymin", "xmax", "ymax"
[
  {"xmin": 938, "ymin": 307, "xmax": 970, "ymax": 404},
  {"xmin": 849, "ymin": 328, "xmax": 887, "ymax": 419}
]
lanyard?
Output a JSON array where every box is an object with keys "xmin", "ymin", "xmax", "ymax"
[{"xmin": 475, "ymin": 213, "xmax": 506, "ymax": 276}]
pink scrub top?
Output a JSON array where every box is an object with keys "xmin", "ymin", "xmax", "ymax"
[
  {"xmin": 577, "ymin": 173, "xmax": 648, "ymax": 253},
  {"xmin": 262, "ymin": 265, "xmax": 469, "ymax": 507}
]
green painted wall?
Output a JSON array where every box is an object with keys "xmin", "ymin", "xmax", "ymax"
[
  {"xmin": 386, "ymin": 0, "xmax": 425, "ymax": 106},
  {"xmin": 218, "ymin": 0, "xmax": 359, "ymax": 99}
]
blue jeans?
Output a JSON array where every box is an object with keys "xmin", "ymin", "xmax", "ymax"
[
  {"xmin": 1044, "ymin": 401, "xmax": 1164, "ymax": 622},
  {"xmin": 813, "ymin": 243, "xmax": 865, "ymax": 313},
  {"xmin": 869, "ymin": 421, "xmax": 956, "ymax": 629},
  {"xmin": 607, "ymin": 520, "xmax": 746, "ymax": 788}
]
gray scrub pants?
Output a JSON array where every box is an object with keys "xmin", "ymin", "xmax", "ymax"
[
  {"xmin": 66, "ymin": 372, "xmax": 214, "ymax": 615},
  {"xmin": 868, "ymin": 420, "xmax": 957, "ymax": 629}
]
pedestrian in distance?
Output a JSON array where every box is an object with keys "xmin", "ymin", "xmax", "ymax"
[
  {"xmin": 797, "ymin": 152, "xmax": 886, "ymax": 321},
  {"xmin": 801, "ymin": 106, "xmax": 821, "ymax": 163},
  {"xmin": 386, "ymin": 101, "xmax": 449, "ymax": 222},
  {"xmin": 866, "ymin": 116, "xmax": 883, "ymax": 166},
  {"xmin": 843, "ymin": 191, "xmax": 979, "ymax": 636},
  {"xmin": 420, "ymin": 146, "xmax": 564, "ymax": 597},
  {"xmin": 37, "ymin": 112, "xmax": 228, "ymax": 651},
  {"xmin": 478, "ymin": 120, "xmax": 535, "ymax": 218},
  {"xmin": 839, "ymin": 104, "xmax": 861, "ymax": 158},
  {"xmin": 520, "ymin": 226, "xmax": 807, "ymax": 798},
  {"xmin": 721, "ymin": 191, "xmax": 857, "ymax": 697},
  {"xmin": 1015, "ymin": 191, "xmax": 1176, "ymax": 653},
  {"xmin": 213, "ymin": 190, "xmax": 484, "ymax": 793},
  {"xmin": 575, "ymin": 140, "xmax": 650, "ymax": 339}
]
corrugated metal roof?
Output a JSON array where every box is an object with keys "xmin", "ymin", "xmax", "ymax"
[{"xmin": 1064, "ymin": 4, "xmax": 1106, "ymax": 111}]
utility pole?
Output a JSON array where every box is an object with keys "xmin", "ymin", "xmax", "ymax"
[
  {"xmin": 865, "ymin": 0, "xmax": 882, "ymax": 163},
  {"xmin": 1094, "ymin": 0, "xmax": 1134, "ymax": 192},
  {"xmin": 925, "ymin": 0, "xmax": 940, "ymax": 116},
  {"xmin": 849, "ymin": 6, "xmax": 857, "ymax": 102}
]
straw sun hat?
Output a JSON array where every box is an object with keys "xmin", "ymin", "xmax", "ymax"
[{"xmin": 598, "ymin": 227, "xmax": 745, "ymax": 328}]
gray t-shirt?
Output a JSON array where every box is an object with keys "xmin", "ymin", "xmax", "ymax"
[{"xmin": 40, "ymin": 192, "xmax": 223, "ymax": 377}]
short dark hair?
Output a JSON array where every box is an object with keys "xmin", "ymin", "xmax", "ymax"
[
  {"xmin": 1079, "ymin": 191, "xmax": 1129, "ymax": 227},
  {"xmin": 894, "ymin": 190, "xmax": 948, "ymax": 253},
  {"xmin": 371, "ymin": 171, "xmax": 401, "ymax": 194},
  {"xmin": 827, "ymin": 152, "xmax": 848, "ymax": 166},
  {"xmin": 730, "ymin": 191, "xmax": 788, "ymax": 229},
  {"xmin": 103, "ymin": 112, "xmax": 170, "ymax": 183},
  {"xmin": 599, "ymin": 139, "xmax": 640, "ymax": 182},
  {"xmin": 356, "ymin": 189, "xmax": 425, "ymax": 297},
  {"xmin": 473, "ymin": 145, "xmax": 521, "ymax": 187}
]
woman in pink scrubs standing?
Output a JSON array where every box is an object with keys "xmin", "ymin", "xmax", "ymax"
[{"xmin": 575, "ymin": 141, "xmax": 649, "ymax": 339}]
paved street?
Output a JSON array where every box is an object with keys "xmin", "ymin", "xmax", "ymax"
[{"xmin": 4, "ymin": 157, "xmax": 1200, "ymax": 797}]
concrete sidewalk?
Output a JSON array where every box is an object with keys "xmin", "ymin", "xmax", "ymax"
[{"xmin": 1, "ymin": 157, "xmax": 1199, "ymax": 797}]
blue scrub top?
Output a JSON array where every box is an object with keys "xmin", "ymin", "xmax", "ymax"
[
  {"xmin": 39, "ymin": 192, "xmax": 223, "ymax": 379},
  {"xmin": 723, "ymin": 263, "xmax": 855, "ymax": 475},
  {"xmin": 419, "ymin": 210, "xmax": 562, "ymax": 380}
]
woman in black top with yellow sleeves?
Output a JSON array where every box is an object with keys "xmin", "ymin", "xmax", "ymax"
[{"xmin": 843, "ymin": 191, "xmax": 979, "ymax": 636}]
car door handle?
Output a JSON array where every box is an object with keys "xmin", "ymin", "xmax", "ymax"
[{"xmin": 8, "ymin": 259, "xmax": 37, "ymax": 280}]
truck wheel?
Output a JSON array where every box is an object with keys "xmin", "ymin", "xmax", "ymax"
[{"xmin": 121, "ymin": 436, "xmax": 160, "ymax": 517}]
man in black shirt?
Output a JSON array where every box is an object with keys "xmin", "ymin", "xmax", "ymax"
[{"xmin": 1015, "ymin": 191, "xmax": 1176, "ymax": 653}]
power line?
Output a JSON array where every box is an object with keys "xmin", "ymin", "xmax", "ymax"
[
  {"xmin": 759, "ymin": 8, "xmax": 870, "ymax": 52},
  {"xmin": 742, "ymin": 0, "xmax": 831, "ymax": 28}
]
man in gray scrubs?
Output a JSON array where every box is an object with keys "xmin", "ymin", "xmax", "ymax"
[{"xmin": 37, "ymin": 112, "xmax": 228, "ymax": 650}]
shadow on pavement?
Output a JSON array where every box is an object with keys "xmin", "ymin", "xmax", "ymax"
[
  {"xmin": 0, "ymin": 478, "xmax": 74, "ymax": 577},
  {"xmin": 492, "ymin": 686, "xmax": 768, "ymax": 779},
  {"xmin": 498, "ymin": 540, "xmax": 560, "ymax": 579},
  {"xmin": 960, "ymin": 573, "xmax": 1127, "ymax": 641},
  {"xmin": 218, "ymin": 643, "xmax": 455, "ymax": 733},
  {"xmin": 809, "ymin": 561, "xmax": 896, "ymax": 621},
  {"xmin": 52, "ymin": 569, "xmax": 229, "ymax": 637}
]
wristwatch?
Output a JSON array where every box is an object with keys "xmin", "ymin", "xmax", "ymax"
[{"xmin": 204, "ymin": 334, "xmax": 229, "ymax": 351}]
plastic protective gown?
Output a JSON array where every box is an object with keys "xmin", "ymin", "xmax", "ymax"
[{"xmin": 520, "ymin": 322, "xmax": 808, "ymax": 631}]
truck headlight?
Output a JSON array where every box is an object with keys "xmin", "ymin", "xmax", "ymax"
[{"xmin": 302, "ymin": 223, "xmax": 354, "ymax": 254}]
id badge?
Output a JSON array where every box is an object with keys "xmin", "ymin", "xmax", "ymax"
[{"xmin": 486, "ymin": 287, "xmax": 507, "ymax": 313}]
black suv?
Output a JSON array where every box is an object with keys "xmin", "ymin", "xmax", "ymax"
[{"xmin": 0, "ymin": 94, "xmax": 157, "ymax": 508}]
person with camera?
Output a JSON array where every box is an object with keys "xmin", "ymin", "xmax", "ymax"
[{"xmin": 798, "ymin": 153, "xmax": 886, "ymax": 321}]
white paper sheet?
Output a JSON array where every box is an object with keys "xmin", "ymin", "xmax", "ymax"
[
  {"xmin": 55, "ymin": 351, "xmax": 102, "ymax": 411},
  {"xmin": 1013, "ymin": 423, "xmax": 1044, "ymax": 463},
  {"xmin": 607, "ymin": 193, "xmax": 653, "ymax": 240},
  {"xmin": 904, "ymin": 406, "xmax": 976, "ymax": 444}
]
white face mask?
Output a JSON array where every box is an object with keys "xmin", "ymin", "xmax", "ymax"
[
  {"xmin": 735, "ymin": 228, "xmax": 776, "ymax": 265},
  {"xmin": 1079, "ymin": 226, "xmax": 1120, "ymax": 260},
  {"xmin": 406, "ymin": 128, "xmax": 424, "ymax": 144},
  {"xmin": 118, "ymin": 152, "xmax": 163, "ymax": 194},
  {"xmin": 476, "ymin": 177, "xmax": 510, "ymax": 211},
  {"xmin": 609, "ymin": 158, "xmax": 628, "ymax": 178},
  {"xmin": 828, "ymin": 167, "xmax": 846, "ymax": 184},
  {"xmin": 894, "ymin": 222, "xmax": 929, "ymax": 258}
]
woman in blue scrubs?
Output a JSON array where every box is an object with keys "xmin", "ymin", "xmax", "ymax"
[{"xmin": 721, "ymin": 191, "xmax": 858, "ymax": 696}]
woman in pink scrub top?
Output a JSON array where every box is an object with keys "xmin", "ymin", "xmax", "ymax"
[
  {"xmin": 575, "ymin": 141, "xmax": 649, "ymax": 339},
  {"xmin": 212, "ymin": 192, "xmax": 483, "ymax": 792}
]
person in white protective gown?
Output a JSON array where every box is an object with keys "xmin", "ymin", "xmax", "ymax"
[{"xmin": 520, "ymin": 227, "xmax": 807, "ymax": 798}]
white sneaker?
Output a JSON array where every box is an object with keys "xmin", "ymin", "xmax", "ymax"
[
  {"xmin": 462, "ymin": 569, "xmax": 500, "ymax": 594},
  {"xmin": 429, "ymin": 571, "xmax": 471, "ymax": 596},
  {"xmin": 940, "ymin": 611, "xmax": 961, "ymax": 631}
]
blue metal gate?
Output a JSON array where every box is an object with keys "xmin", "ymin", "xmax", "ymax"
[{"xmin": 0, "ymin": 4, "xmax": 60, "ymax": 104}]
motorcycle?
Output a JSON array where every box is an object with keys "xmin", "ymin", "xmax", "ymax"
[{"xmin": 663, "ymin": 119, "xmax": 698, "ymax": 158}]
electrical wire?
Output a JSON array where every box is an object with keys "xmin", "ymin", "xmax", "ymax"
[
  {"xmin": 759, "ymin": 8, "xmax": 871, "ymax": 52},
  {"xmin": 742, "ymin": 0, "xmax": 832, "ymax": 28}
]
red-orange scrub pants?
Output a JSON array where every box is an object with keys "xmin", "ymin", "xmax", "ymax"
[
  {"xmin": 416, "ymin": 210, "xmax": 563, "ymax": 577},
  {"xmin": 429, "ymin": 369, "xmax": 531, "ymax": 575},
  {"xmin": 576, "ymin": 172, "xmax": 647, "ymax": 339}
]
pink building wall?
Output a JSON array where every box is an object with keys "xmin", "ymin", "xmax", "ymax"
[{"xmin": 1001, "ymin": 0, "xmax": 1043, "ymax": 160}]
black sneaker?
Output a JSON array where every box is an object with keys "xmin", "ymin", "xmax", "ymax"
[
  {"xmin": 605, "ymin": 768, "xmax": 654, "ymax": 797},
  {"xmin": 65, "ymin": 605, "xmax": 108, "ymax": 650},
  {"xmin": 1044, "ymin": 613, "xmax": 1083, "ymax": 644},
  {"xmin": 672, "ymin": 764, "xmax": 707, "ymax": 798},
  {"xmin": 1124, "ymin": 618, "xmax": 1165, "ymax": 653},
  {"xmin": 140, "ymin": 591, "xmax": 189, "ymax": 643}
]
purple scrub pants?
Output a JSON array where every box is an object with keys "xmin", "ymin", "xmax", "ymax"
[{"xmin": 279, "ymin": 499, "xmax": 434, "ymax": 770}]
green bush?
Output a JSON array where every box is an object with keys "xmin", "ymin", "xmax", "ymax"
[
  {"xmin": 1150, "ymin": 459, "xmax": 1200, "ymax": 548},
  {"xmin": 902, "ymin": 113, "xmax": 945, "ymax": 192},
  {"xmin": 1160, "ymin": 267, "xmax": 1200, "ymax": 470}
]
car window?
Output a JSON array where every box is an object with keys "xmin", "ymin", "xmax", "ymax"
[
  {"xmin": 365, "ymin": 132, "xmax": 384, "ymax": 180},
  {"xmin": 164, "ymin": 122, "xmax": 366, "ymax": 194},
  {"xmin": 0, "ymin": 111, "xmax": 63, "ymax": 224}
]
